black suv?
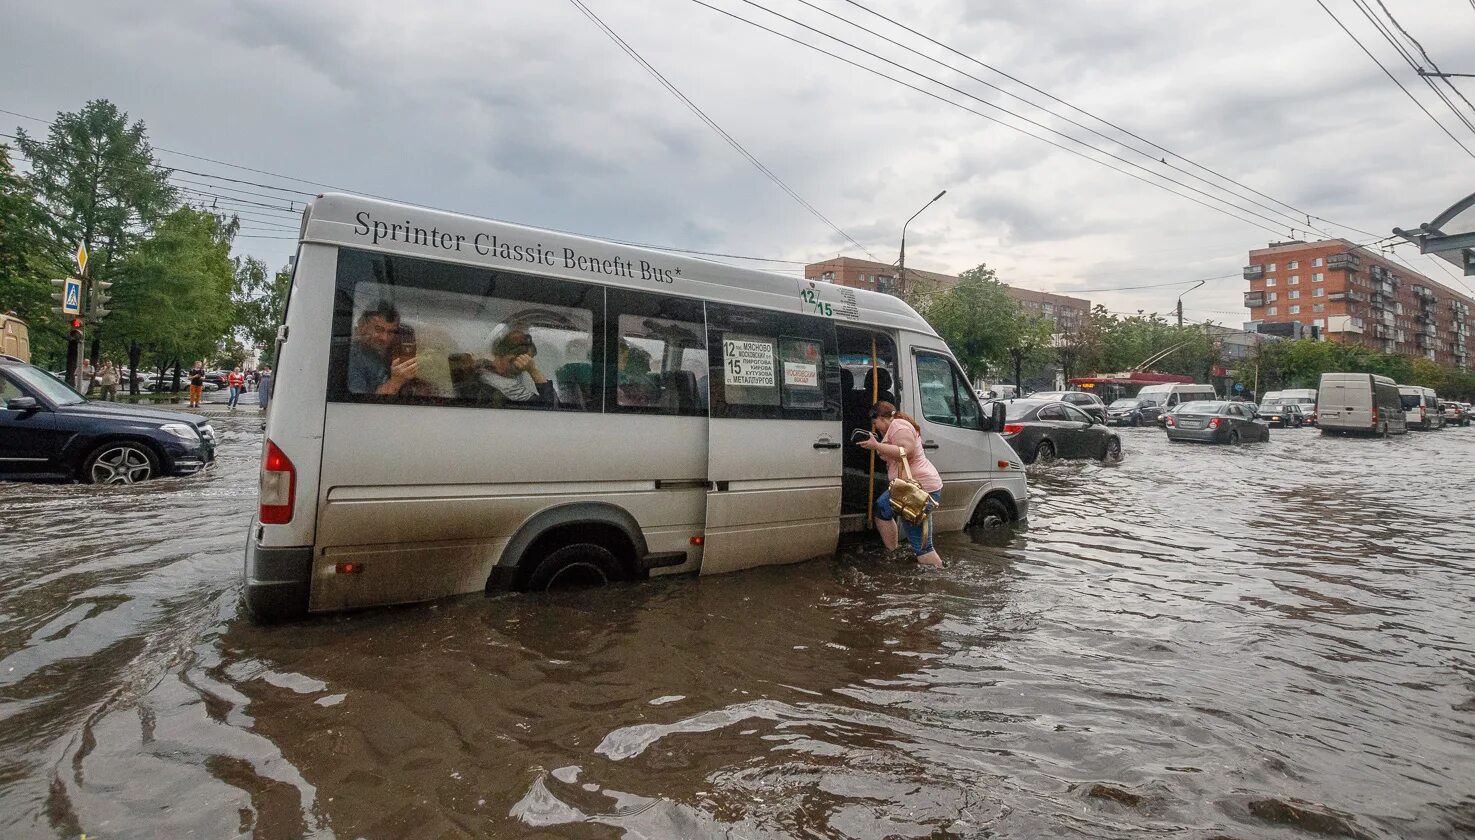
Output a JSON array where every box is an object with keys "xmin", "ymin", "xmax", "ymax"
[{"xmin": 0, "ymin": 355, "xmax": 216, "ymax": 483}]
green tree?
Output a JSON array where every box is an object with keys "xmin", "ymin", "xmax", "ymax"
[
  {"xmin": 231, "ymin": 257, "xmax": 291, "ymax": 366},
  {"xmin": 0, "ymin": 145, "xmax": 58, "ymax": 362},
  {"xmin": 15, "ymin": 100, "xmax": 176, "ymax": 361},
  {"xmin": 107, "ymin": 208, "xmax": 237, "ymax": 391},
  {"xmin": 916, "ymin": 263, "xmax": 1020, "ymax": 378}
]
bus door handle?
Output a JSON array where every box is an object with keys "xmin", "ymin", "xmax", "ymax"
[
  {"xmin": 921, "ymin": 440, "xmax": 940, "ymax": 450},
  {"xmin": 813, "ymin": 439, "xmax": 842, "ymax": 450}
]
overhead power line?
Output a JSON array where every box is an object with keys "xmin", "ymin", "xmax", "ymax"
[
  {"xmin": 1372, "ymin": 0, "xmax": 1475, "ymax": 121},
  {"xmin": 830, "ymin": 0, "xmax": 1380, "ymax": 240},
  {"xmin": 564, "ymin": 0, "xmax": 881, "ymax": 260},
  {"xmin": 1349, "ymin": 0, "xmax": 1475, "ymax": 135},
  {"xmin": 1314, "ymin": 0, "xmax": 1475, "ymax": 158}
]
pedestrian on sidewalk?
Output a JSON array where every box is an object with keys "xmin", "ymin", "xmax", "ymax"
[
  {"xmin": 80, "ymin": 359, "xmax": 95, "ymax": 394},
  {"xmin": 257, "ymin": 366, "xmax": 273, "ymax": 413},
  {"xmin": 226, "ymin": 367, "xmax": 245, "ymax": 410},
  {"xmin": 187, "ymin": 360, "xmax": 205, "ymax": 408},
  {"xmin": 98, "ymin": 360, "xmax": 119, "ymax": 401}
]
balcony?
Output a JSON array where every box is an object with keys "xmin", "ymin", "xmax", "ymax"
[
  {"xmin": 1243, "ymin": 264, "xmax": 1264, "ymax": 280},
  {"xmin": 1416, "ymin": 312, "xmax": 1435, "ymax": 324},
  {"xmin": 1328, "ymin": 252, "xmax": 1360, "ymax": 270},
  {"xmin": 1375, "ymin": 324, "xmax": 1395, "ymax": 339},
  {"xmin": 1244, "ymin": 292, "xmax": 1265, "ymax": 308},
  {"xmin": 1413, "ymin": 284, "xmax": 1436, "ymax": 301},
  {"xmin": 1369, "ymin": 292, "xmax": 1388, "ymax": 308}
]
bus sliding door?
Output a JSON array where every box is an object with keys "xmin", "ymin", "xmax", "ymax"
[{"xmin": 700, "ymin": 303, "xmax": 843, "ymax": 575}]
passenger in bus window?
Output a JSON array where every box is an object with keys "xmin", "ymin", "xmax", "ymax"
[
  {"xmin": 349, "ymin": 301, "xmax": 419, "ymax": 395},
  {"xmin": 856, "ymin": 401, "xmax": 945, "ymax": 568},
  {"xmin": 478, "ymin": 328, "xmax": 554, "ymax": 405},
  {"xmin": 617, "ymin": 339, "xmax": 661, "ymax": 406}
]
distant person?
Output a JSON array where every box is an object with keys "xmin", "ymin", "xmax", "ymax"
[
  {"xmin": 187, "ymin": 360, "xmax": 206, "ymax": 408},
  {"xmin": 257, "ymin": 366, "xmax": 273, "ymax": 412},
  {"xmin": 348, "ymin": 301, "xmax": 418, "ymax": 396},
  {"xmin": 80, "ymin": 359, "xmax": 95, "ymax": 394},
  {"xmin": 856, "ymin": 400, "xmax": 945, "ymax": 568},
  {"xmin": 226, "ymin": 367, "xmax": 245, "ymax": 410},
  {"xmin": 97, "ymin": 360, "xmax": 119, "ymax": 401},
  {"xmin": 478, "ymin": 328, "xmax": 554, "ymax": 405}
]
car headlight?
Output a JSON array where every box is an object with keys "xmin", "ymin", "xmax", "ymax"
[
  {"xmin": 198, "ymin": 423, "xmax": 215, "ymax": 441},
  {"xmin": 160, "ymin": 422, "xmax": 200, "ymax": 441}
]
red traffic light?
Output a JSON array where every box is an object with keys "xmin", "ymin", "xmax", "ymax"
[{"xmin": 70, "ymin": 318, "xmax": 82, "ymax": 329}]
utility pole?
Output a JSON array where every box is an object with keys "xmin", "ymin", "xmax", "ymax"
[
  {"xmin": 1176, "ymin": 279, "xmax": 1206, "ymax": 329},
  {"xmin": 897, "ymin": 190, "xmax": 947, "ymax": 298}
]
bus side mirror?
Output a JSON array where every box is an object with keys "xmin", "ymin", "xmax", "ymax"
[{"xmin": 988, "ymin": 401, "xmax": 1006, "ymax": 432}]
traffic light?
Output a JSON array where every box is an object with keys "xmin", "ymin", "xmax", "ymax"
[
  {"xmin": 68, "ymin": 318, "xmax": 84, "ymax": 341},
  {"xmin": 50, "ymin": 278, "xmax": 68, "ymax": 316},
  {"xmin": 88, "ymin": 280, "xmax": 113, "ymax": 320}
]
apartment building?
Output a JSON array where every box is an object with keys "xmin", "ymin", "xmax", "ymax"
[
  {"xmin": 804, "ymin": 257, "xmax": 1090, "ymax": 334},
  {"xmin": 1243, "ymin": 240, "xmax": 1474, "ymax": 370}
]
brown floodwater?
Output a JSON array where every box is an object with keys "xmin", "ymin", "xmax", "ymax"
[{"xmin": 1, "ymin": 414, "xmax": 1473, "ymax": 839}]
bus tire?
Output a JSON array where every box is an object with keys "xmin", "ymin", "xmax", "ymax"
[
  {"xmin": 970, "ymin": 495, "xmax": 1012, "ymax": 530},
  {"xmin": 524, "ymin": 543, "xmax": 623, "ymax": 592}
]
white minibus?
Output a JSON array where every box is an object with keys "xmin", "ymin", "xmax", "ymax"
[
  {"xmin": 1134, "ymin": 382, "xmax": 1217, "ymax": 410},
  {"xmin": 1397, "ymin": 385, "xmax": 1443, "ymax": 431},
  {"xmin": 1318, "ymin": 373, "xmax": 1406, "ymax": 436},
  {"xmin": 244, "ymin": 194, "xmax": 1029, "ymax": 620}
]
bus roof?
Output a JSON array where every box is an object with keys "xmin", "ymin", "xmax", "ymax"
[{"xmin": 299, "ymin": 193, "xmax": 938, "ymax": 337}]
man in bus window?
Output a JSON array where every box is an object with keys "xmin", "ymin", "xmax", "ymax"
[
  {"xmin": 479, "ymin": 328, "xmax": 554, "ymax": 405},
  {"xmin": 349, "ymin": 301, "xmax": 418, "ymax": 396}
]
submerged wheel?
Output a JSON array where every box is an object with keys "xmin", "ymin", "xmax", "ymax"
[
  {"xmin": 970, "ymin": 496, "xmax": 1012, "ymax": 530},
  {"xmin": 524, "ymin": 543, "xmax": 623, "ymax": 592},
  {"xmin": 1227, "ymin": 430, "xmax": 1241, "ymax": 446},
  {"xmin": 1033, "ymin": 440, "xmax": 1056, "ymax": 463},
  {"xmin": 83, "ymin": 442, "xmax": 158, "ymax": 484},
  {"xmin": 1103, "ymin": 437, "xmax": 1122, "ymax": 462}
]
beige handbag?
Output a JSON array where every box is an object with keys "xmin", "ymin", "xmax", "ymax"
[{"xmin": 887, "ymin": 448, "xmax": 933, "ymax": 525}]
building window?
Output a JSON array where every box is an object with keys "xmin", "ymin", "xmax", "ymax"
[
  {"xmin": 1289, "ymin": 275, "xmax": 1299, "ymax": 284},
  {"xmin": 1313, "ymin": 272, "xmax": 1323, "ymax": 282},
  {"xmin": 1315, "ymin": 318, "xmax": 1326, "ymax": 328},
  {"xmin": 1267, "ymin": 292, "xmax": 1278, "ymax": 302},
  {"xmin": 1313, "ymin": 257, "xmax": 1324, "ymax": 267},
  {"xmin": 1266, "ymin": 277, "xmax": 1277, "ymax": 287},
  {"xmin": 1266, "ymin": 262, "xmax": 1277, "ymax": 272},
  {"xmin": 1313, "ymin": 287, "xmax": 1324, "ymax": 297},
  {"xmin": 1289, "ymin": 305, "xmax": 1301, "ymax": 315},
  {"xmin": 1289, "ymin": 260, "xmax": 1299, "ymax": 269},
  {"xmin": 1266, "ymin": 306, "xmax": 1277, "ymax": 316},
  {"xmin": 1313, "ymin": 303, "xmax": 1325, "ymax": 313},
  {"xmin": 1288, "ymin": 290, "xmax": 1300, "ymax": 300}
]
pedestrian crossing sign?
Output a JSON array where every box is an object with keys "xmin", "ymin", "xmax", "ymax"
[{"xmin": 63, "ymin": 278, "xmax": 82, "ymax": 315}]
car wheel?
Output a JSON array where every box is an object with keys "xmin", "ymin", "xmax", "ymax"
[
  {"xmin": 1227, "ymin": 430, "xmax": 1241, "ymax": 446},
  {"xmin": 83, "ymin": 441, "xmax": 158, "ymax": 485},
  {"xmin": 1103, "ymin": 437, "xmax": 1122, "ymax": 462},
  {"xmin": 1131, "ymin": 415, "xmax": 1142, "ymax": 427},
  {"xmin": 523, "ymin": 543, "xmax": 623, "ymax": 592},
  {"xmin": 970, "ymin": 496, "xmax": 1012, "ymax": 530},
  {"xmin": 1034, "ymin": 440, "xmax": 1056, "ymax": 463}
]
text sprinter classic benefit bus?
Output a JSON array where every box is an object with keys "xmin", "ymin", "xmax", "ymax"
[{"xmin": 244, "ymin": 194, "xmax": 1028, "ymax": 621}]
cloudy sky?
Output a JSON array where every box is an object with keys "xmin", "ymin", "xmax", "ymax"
[{"xmin": 4, "ymin": 0, "xmax": 1474, "ymax": 323}]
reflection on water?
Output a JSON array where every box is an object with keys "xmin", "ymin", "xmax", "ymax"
[{"xmin": 1, "ymin": 420, "xmax": 1473, "ymax": 838}]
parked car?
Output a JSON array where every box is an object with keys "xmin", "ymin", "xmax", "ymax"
[
  {"xmin": 1257, "ymin": 402, "xmax": 1306, "ymax": 428},
  {"xmin": 0, "ymin": 356, "xmax": 216, "ymax": 483},
  {"xmin": 1104, "ymin": 397, "xmax": 1161, "ymax": 427},
  {"xmin": 1026, "ymin": 390, "xmax": 1108, "ymax": 422},
  {"xmin": 999, "ymin": 399, "xmax": 1122, "ymax": 464},
  {"xmin": 1440, "ymin": 401, "xmax": 1470, "ymax": 426},
  {"xmin": 1164, "ymin": 400, "xmax": 1270, "ymax": 445}
]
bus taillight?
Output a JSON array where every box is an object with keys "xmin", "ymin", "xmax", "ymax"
[{"xmin": 260, "ymin": 439, "xmax": 296, "ymax": 524}]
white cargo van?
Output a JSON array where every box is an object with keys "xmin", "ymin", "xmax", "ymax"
[
  {"xmin": 1397, "ymin": 385, "xmax": 1443, "ymax": 431},
  {"xmin": 244, "ymin": 194, "xmax": 1029, "ymax": 620},
  {"xmin": 1318, "ymin": 373, "xmax": 1406, "ymax": 436},
  {"xmin": 1135, "ymin": 382, "xmax": 1217, "ymax": 410}
]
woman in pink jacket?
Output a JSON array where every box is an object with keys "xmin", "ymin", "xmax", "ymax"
[{"xmin": 856, "ymin": 400, "xmax": 945, "ymax": 567}]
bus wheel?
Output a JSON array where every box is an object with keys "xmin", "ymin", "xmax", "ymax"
[
  {"xmin": 525, "ymin": 543, "xmax": 623, "ymax": 592},
  {"xmin": 971, "ymin": 496, "xmax": 1011, "ymax": 530}
]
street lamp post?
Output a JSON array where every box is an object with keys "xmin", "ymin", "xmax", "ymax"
[
  {"xmin": 1176, "ymin": 279, "xmax": 1206, "ymax": 328},
  {"xmin": 897, "ymin": 190, "xmax": 947, "ymax": 297}
]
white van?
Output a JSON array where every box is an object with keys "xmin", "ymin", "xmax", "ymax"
[
  {"xmin": 244, "ymin": 194, "xmax": 1029, "ymax": 620},
  {"xmin": 1397, "ymin": 385, "xmax": 1443, "ymax": 430},
  {"xmin": 1134, "ymin": 382, "xmax": 1217, "ymax": 410},
  {"xmin": 1318, "ymin": 373, "xmax": 1406, "ymax": 435}
]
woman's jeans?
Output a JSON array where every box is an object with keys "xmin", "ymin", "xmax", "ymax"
[
  {"xmin": 875, "ymin": 489, "xmax": 943, "ymax": 554},
  {"xmin": 227, "ymin": 386, "xmax": 241, "ymax": 408}
]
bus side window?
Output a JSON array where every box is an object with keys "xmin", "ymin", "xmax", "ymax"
[
  {"xmin": 706, "ymin": 302, "xmax": 839, "ymax": 421},
  {"xmin": 327, "ymin": 248, "xmax": 603, "ymax": 411},
  {"xmin": 606, "ymin": 289, "xmax": 707, "ymax": 417}
]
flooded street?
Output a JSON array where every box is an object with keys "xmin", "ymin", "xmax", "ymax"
[{"xmin": 1, "ymin": 415, "xmax": 1473, "ymax": 839}]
